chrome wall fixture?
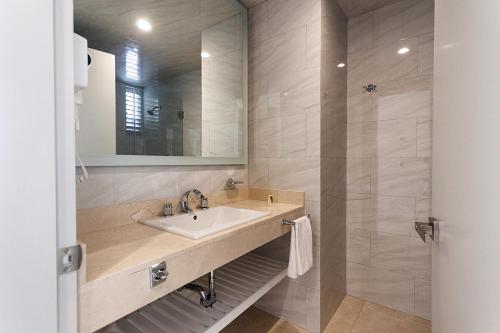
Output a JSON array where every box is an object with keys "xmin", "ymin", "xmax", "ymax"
[
  {"xmin": 281, "ymin": 214, "xmax": 311, "ymax": 226},
  {"xmin": 363, "ymin": 83, "xmax": 377, "ymax": 93}
]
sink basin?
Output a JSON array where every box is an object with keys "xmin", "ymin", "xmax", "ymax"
[{"xmin": 140, "ymin": 206, "xmax": 270, "ymax": 240}]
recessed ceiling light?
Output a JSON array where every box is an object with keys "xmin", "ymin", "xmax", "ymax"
[
  {"xmin": 398, "ymin": 47, "xmax": 410, "ymax": 54},
  {"xmin": 201, "ymin": 51, "xmax": 210, "ymax": 58},
  {"xmin": 337, "ymin": 62, "xmax": 346, "ymax": 68},
  {"xmin": 136, "ymin": 18, "xmax": 152, "ymax": 32}
]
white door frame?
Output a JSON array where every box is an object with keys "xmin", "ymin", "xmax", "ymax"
[
  {"xmin": 0, "ymin": 0, "xmax": 75, "ymax": 332},
  {"xmin": 55, "ymin": 0, "xmax": 78, "ymax": 332}
]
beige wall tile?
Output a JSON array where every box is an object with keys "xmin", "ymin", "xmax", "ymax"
[
  {"xmin": 372, "ymin": 0, "xmax": 416, "ymax": 47},
  {"xmin": 347, "ymin": 158, "xmax": 372, "ymax": 193},
  {"xmin": 280, "ymin": 114, "xmax": 307, "ymax": 157},
  {"xmin": 372, "ymin": 0, "xmax": 434, "ymax": 47},
  {"xmin": 370, "ymin": 232, "xmax": 409, "ymax": 272},
  {"xmin": 256, "ymin": 27, "xmax": 308, "ymax": 80},
  {"xmin": 371, "ymin": 157, "xmax": 431, "ymax": 197},
  {"xmin": 415, "ymin": 197, "xmax": 431, "ymax": 222},
  {"xmin": 406, "ymin": 235, "xmax": 432, "ymax": 279},
  {"xmin": 347, "ymin": 227, "xmax": 371, "ymax": 265},
  {"xmin": 347, "ymin": 89, "xmax": 373, "ymax": 123},
  {"xmin": 267, "ymin": 0, "xmax": 320, "ymax": 36},
  {"xmin": 347, "ymin": 122, "xmax": 377, "ymax": 158},
  {"xmin": 76, "ymin": 167, "xmax": 115, "ymax": 209},
  {"xmin": 417, "ymin": 117, "xmax": 432, "ymax": 157},
  {"xmin": 306, "ymin": 17, "xmax": 321, "ymax": 69},
  {"xmin": 267, "ymin": 68, "xmax": 321, "ymax": 118},
  {"xmin": 348, "ymin": 38, "xmax": 418, "ymax": 90},
  {"xmin": 268, "ymin": 157, "xmax": 320, "ymax": 201},
  {"xmin": 347, "ymin": 262, "xmax": 371, "ymax": 299},
  {"xmin": 418, "ymin": 35, "xmax": 434, "ymax": 76},
  {"xmin": 113, "ymin": 167, "xmax": 189, "ymax": 204},
  {"xmin": 249, "ymin": 158, "xmax": 269, "ymax": 187},
  {"xmin": 365, "ymin": 265, "xmax": 414, "ymax": 314},
  {"xmin": 255, "ymin": 278, "xmax": 308, "ymax": 328},
  {"xmin": 374, "ymin": 80, "xmax": 432, "ymax": 120},
  {"xmin": 347, "ymin": 194, "xmax": 415, "ymax": 236},
  {"xmin": 249, "ymin": 117, "xmax": 280, "ymax": 158},
  {"xmin": 376, "ymin": 118, "xmax": 417, "ymax": 157},
  {"xmin": 402, "ymin": 0, "xmax": 434, "ymax": 39},
  {"xmin": 306, "ymin": 109, "xmax": 321, "ymax": 157},
  {"xmin": 347, "ymin": 12, "xmax": 374, "ymax": 53},
  {"xmin": 414, "ymin": 277, "xmax": 431, "ymax": 320},
  {"xmin": 248, "ymin": 2, "xmax": 268, "ymax": 43}
]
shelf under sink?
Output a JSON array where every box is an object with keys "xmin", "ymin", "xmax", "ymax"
[{"xmin": 98, "ymin": 253, "xmax": 287, "ymax": 333}]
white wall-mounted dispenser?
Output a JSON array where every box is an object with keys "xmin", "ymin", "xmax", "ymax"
[
  {"xmin": 73, "ymin": 33, "xmax": 88, "ymax": 107},
  {"xmin": 74, "ymin": 33, "xmax": 89, "ymax": 183}
]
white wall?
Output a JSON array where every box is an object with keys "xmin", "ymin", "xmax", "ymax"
[
  {"xmin": 433, "ymin": 0, "xmax": 500, "ymax": 331},
  {"xmin": 0, "ymin": 0, "xmax": 59, "ymax": 331}
]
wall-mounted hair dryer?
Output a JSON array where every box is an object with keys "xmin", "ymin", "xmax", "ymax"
[{"xmin": 74, "ymin": 33, "xmax": 89, "ymax": 183}]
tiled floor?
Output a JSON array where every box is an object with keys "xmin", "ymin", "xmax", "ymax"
[{"xmin": 222, "ymin": 296, "xmax": 431, "ymax": 333}]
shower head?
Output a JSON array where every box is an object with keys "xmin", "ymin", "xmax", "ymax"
[{"xmin": 147, "ymin": 105, "xmax": 162, "ymax": 115}]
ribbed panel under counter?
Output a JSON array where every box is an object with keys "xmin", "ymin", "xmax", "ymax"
[{"xmin": 97, "ymin": 253, "xmax": 287, "ymax": 333}]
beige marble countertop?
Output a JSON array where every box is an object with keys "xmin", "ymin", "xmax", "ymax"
[{"xmin": 78, "ymin": 200, "xmax": 303, "ymax": 283}]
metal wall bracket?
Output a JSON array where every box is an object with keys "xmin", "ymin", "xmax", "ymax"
[
  {"xmin": 415, "ymin": 217, "xmax": 439, "ymax": 243},
  {"xmin": 58, "ymin": 244, "xmax": 82, "ymax": 274}
]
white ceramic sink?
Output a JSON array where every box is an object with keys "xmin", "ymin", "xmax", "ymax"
[{"xmin": 140, "ymin": 206, "xmax": 270, "ymax": 240}]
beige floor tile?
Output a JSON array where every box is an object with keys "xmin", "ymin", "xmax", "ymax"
[
  {"xmin": 221, "ymin": 296, "xmax": 430, "ymax": 333},
  {"xmin": 221, "ymin": 307, "xmax": 308, "ymax": 333},
  {"xmin": 351, "ymin": 302, "xmax": 402, "ymax": 333},
  {"xmin": 329, "ymin": 295, "xmax": 365, "ymax": 328}
]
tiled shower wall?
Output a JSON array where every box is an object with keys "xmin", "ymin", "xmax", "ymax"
[
  {"xmin": 320, "ymin": 0, "xmax": 347, "ymax": 329},
  {"xmin": 346, "ymin": 0, "xmax": 434, "ymax": 320},
  {"xmin": 247, "ymin": 0, "xmax": 347, "ymax": 331},
  {"xmin": 247, "ymin": 0, "xmax": 322, "ymax": 331}
]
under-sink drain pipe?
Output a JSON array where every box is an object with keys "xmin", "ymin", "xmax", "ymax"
[{"xmin": 178, "ymin": 271, "xmax": 216, "ymax": 307}]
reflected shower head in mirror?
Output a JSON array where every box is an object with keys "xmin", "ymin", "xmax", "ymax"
[{"xmin": 147, "ymin": 105, "xmax": 162, "ymax": 115}]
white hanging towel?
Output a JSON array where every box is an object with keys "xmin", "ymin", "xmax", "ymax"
[{"xmin": 288, "ymin": 216, "xmax": 313, "ymax": 278}]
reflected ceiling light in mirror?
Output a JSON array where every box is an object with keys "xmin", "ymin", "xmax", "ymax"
[
  {"xmin": 337, "ymin": 62, "xmax": 346, "ymax": 68},
  {"xmin": 136, "ymin": 18, "xmax": 152, "ymax": 32},
  {"xmin": 201, "ymin": 51, "xmax": 210, "ymax": 58},
  {"xmin": 398, "ymin": 47, "xmax": 410, "ymax": 54}
]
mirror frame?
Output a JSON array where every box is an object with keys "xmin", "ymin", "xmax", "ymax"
[{"xmin": 77, "ymin": 2, "xmax": 248, "ymax": 167}]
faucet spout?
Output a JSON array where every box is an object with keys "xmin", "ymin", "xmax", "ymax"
[{"xmin": 180, "ymin": 189, "xmax": 208, "ymax": 213}]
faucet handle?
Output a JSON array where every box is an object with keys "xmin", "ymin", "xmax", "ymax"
[
  {"xmin": 200, "ymin": 197, "xmax": 209, "ymax": 210},
  {"xmin": 164, "ymin": 202, "xmax": 174, "ymax": 216},
  {"xmin": 226, "ymin": 178, "xmax": 244, "ymax": 190}
]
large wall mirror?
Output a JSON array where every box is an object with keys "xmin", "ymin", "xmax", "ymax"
[{"xmin": 74, "ymin": 0, "xmax": 247, "ymax": 166}]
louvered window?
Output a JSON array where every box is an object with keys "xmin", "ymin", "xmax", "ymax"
[
  {"xmin": 125, "ymin": 47, "xmax": 140, "ymax": 81},
  {"xmin": 125, "ymin": 86, "xmax": 143, "ymax": 133}
]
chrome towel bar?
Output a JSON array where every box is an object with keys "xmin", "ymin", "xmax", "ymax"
[
  {"xmin": 281, "ymin": 214, "xmax": 310, "ymax": 226},
  {"xmin": 281, "ymin": 219, "xmax": 295, "ymax": 226}
]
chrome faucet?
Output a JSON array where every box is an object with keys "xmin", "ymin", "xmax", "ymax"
[{"xmin": 180, "ymin": 189, "xmax": 208, "ymax": 213}]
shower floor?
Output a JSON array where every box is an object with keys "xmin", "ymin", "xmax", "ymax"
[{"xmin": 221, "ymin": 296, "xmax": 431, "ymax": 333}]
